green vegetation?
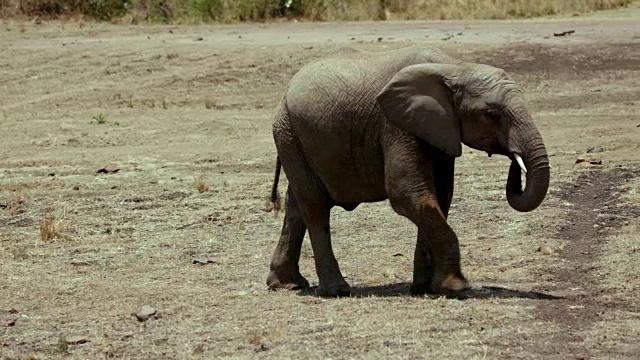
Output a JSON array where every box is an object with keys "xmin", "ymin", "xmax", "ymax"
[
  {"xmin": 0, "ymin": 0, "xmax": 634, "ymax": 22},
  {"xmin": 92, "ymin": 113, "xmax": 106, "ymax": 124}
]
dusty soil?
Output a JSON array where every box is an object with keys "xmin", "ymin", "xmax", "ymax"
[
  {"xmin": 1, "ymin": 5, "xmax": 639, "ymax": 359},
  {"xmin": 532, "ymin": 168, "xmax": 640, "ymax": 357}
]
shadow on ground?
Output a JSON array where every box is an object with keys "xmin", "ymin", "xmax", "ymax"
[{"xmin": 295, "ymin": 283, "xmax": 564, "ymax": 300}]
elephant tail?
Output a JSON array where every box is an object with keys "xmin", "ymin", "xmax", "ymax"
[{"xmin": 268, "ymin": 156, "xmax": 282, "ymax": 214}]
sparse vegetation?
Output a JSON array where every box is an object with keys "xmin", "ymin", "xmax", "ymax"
[
  {"xmin": 204, "ymin": 97, "xmax": 218, "ymax": 109},
  {"xmin": 92, "ymin": 113, "xmax": 106, "ymax": 124},
  {"xmin": 0, "ymin": 9, "xmax": 638, "ymax": 359},
  {"xmin": 56, "ymin": 337, "xmax": 69, "ymax": 354},
  {"xmin": 8, "ymin": 246, "xmax": 29, "ymax": 260},
  {"xmin": 39, "ymin": 208, "xmax": 68, "ymax": 242},
  {"xmin": 0, "ymin": 0, "xmax": 633, "ymax": 21},
  {"xmin": 2, "ymin": 191, "xmax": 28, "ymax": 215},
  {"xmin": 194, "ymin": 175, "xmax": 209, "ymax": 192}
]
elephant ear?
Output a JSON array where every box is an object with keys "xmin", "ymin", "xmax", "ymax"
[{"xmin": 376, "ymin": 63, "xmax": 462, "ymax": 158}]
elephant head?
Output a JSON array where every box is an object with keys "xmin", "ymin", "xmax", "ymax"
[{"xmin": 376, "ymin": 63, "xmax": 550, "ymax": 212}]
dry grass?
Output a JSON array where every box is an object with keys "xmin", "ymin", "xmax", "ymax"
[
  {"xmin": 2, "ymin": 190, "xmax": 28, "ymax": 215},
  {"xmin": 194, "ymin": 175, "xmax": 209, "ymax": 192},
  {"xmin": 204, "ymin": 97, "xmax": 218, "ymax": 109},
  {"xmin": 38, "ymin": 207, "xmax": 68, "ymax": 242},
  {"xmin": 386, "ymin": 0, "xmax": 634, "ymax": 20},
  {"xmin": 0, "ymin": 13, "xmax": 638, "ymax": 359}
]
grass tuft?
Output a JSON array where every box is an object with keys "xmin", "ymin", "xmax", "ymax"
[
  {"xmin": 204, "ymin": 97, "xmax": 218, "ymax": 109},
  {"xmin": 39, "ymin": 207, "xmax": 68, "ymax": 242},
  {"xmin": 3, "ymin": 191, "xmax": 28, "ymax": 215},
  {"xmin": 194, "ymin": 175, "xmax": 209, "ymax": 193},
  {"xmin": 92, "ymin": 113, "xmax": 106, "ymax": 124}
]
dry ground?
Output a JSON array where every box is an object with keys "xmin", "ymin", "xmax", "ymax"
[{"xmin": 1, "ymin": 6, "xmax": 639, "ymax": 359}]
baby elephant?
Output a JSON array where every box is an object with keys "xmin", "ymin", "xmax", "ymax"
[{"xmin": 266, "ymin": 47, "xmax": 550, "ymax": 297}]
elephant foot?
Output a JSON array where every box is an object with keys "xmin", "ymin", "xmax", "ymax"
[
  {"xmin": 410, "ymin": 268, "xmax": 434, "ymax": 295},
  {"xmin": 410, "ymin": 281, "xmax": 434, "ymax": 295},
  {"xmin": 267, "ymin": 270, "xmax": 310, "ymax": 291},
  {"xmin": 316, "ymin": 279, "xmax": 352, "ymax": 298},
  {"xmin": 430, "ymin": 273, "xmax": 470, "ymax": 296}
]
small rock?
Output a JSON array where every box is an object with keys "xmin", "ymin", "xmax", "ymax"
[
  {"xmin": 392, "ymin": 253, "xmax": 403, "ymax": 257},
  {"xmin": 66, "ymin": 335, "xmax": 90, "ymax": 345},
  {"xmin": 134, "ymin": 305, "xmax": 160, "ymax": 322},
  {"xmin": 498, "ymin": 266, "xmax": 507, "ymax": 272},
  {"xmin": 254, "ymin": 341, "xmax": 273, "ymax": 352},
  {"xmin": 196, "ymin": 37, "xmax": 203, "ymax": 41},
  {"xmin": 9, "ymin": 308, "xmax": 19, "ymax": 314},
  {"xmin": 96, "ymin": 164, "xmax": 120, "ymax": 174},
  {"xmin": 116, "ymin": 332, "xmax": 134, "ymax": 340},
  {"xmin": 377, "ymin": 37, "xmax": 383, "ymax": 42},
  {"xmin": 575, "ymin": 156, "xmax": 602, "ymax": 165},
  {"xmin": 193, "ymin": 344, "xmax": 205, "ymax": 354},
  {"xmin": 5, "ymin": 318, "xmax": 16, "ymax": 327},
  {"xmin": 537, "ymin": 246, "xmax": 554, "ymax": 255},
  {"xmin": 192, "ymin": 257, "xmax": 216, "ymax": 265},
  {"xmin": 587, "ymin": 146, "xmax": 604, "ymax": 153},
  {"xmin": 70, "ymin": 260, "xmax": 91, "ymax": 266}
]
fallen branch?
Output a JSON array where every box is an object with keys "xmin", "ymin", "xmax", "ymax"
[{"xmin": 553, "ymin": 30, "xmax": 575, "ymax": 37}]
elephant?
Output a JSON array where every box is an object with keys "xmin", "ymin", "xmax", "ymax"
[{"xmin": 266, "ymin": 46, "xmax": 550, "ymax": 297}]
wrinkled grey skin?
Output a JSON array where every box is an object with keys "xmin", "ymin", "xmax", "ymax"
[{"xmin": 267, "ymin": 47, "xmax": 550, "ymax": 297}]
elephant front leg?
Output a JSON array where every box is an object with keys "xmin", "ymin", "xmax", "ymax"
[
  {"xmin": 391, "ymin": 197, "xmax": 469, "ymax": 296},
  {"xmin": 385, "ymin": 145, "xmax": 468, "ymax": 296},
  {"xmin": 410, "ymin": 154, "xmax": 456, "ymax": 294},
  {"xmin": 267, "ymin": 187, "xmax": 310, "ymax": 291},
  {"xmin": 410, "ymin": 214, "xmax": 469, "ymax": 296}
]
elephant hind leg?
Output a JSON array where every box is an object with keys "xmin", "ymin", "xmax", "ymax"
[
  {"xmin": 267, "ymin": 185, "xmax": 310, "ymax": 291},
  {"xmin": 290, "ymin": 179, "xmax": 349, "ymax": 297},
  {"xmin": 277, "ymin": 162, "xmax": 350, "ymax": 297}
]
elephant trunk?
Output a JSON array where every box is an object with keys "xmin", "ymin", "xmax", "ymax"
[{"xmin": 505, "ymin": 125, "xmax": 550, "ymax": 212}]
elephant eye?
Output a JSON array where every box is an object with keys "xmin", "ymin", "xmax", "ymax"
[{"xmin": 486, "ymin": 110, "xmax": 501, "ymax": 122}]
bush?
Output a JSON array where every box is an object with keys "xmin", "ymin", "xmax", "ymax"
[
  {"xmin": 0, "ymin": 0, "xmax": 633, "ymax": 21},
  {"xmin": 11, "ymin": 0, "xmax": 126, "ymax": 19},
  {"xmin": 84, "ymin": 0, "xmax": 128, "ymax": 20}
]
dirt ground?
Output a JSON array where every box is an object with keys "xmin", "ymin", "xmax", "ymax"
[{"xmin": 1, "ymin": 5, "xmax": 639, "ymax": 359}]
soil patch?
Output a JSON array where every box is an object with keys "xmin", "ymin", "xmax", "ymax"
[
  {"xmin": 533, "ymin": 167, "xmax": 640, "ymax": 355},
  {"xmin": 470, "ymin": 43, "xmax": 640, "ymax": 80}
]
